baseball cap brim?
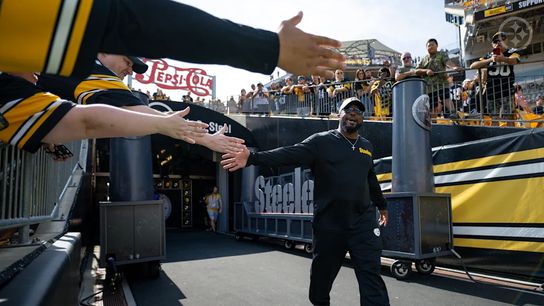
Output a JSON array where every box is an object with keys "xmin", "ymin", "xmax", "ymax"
[
  {"xmin": 338, "ymin": 97, "xmax": 365, "ymax": 113},
  {"xmin": 128, "ymin": 56, "xmax": 148, "ymax": 74},
  {"xmin": 492, "ymin": 32, "xmax": 507, "ymax": 42}
]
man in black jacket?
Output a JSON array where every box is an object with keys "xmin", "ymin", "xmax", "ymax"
[{"xmin": 222, "ymin": 97, "xmax": 389, "ymax": 306}]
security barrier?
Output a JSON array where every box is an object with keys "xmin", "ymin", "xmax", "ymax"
[{"xmin": 0, "ymin": 141, "xmax": 84, "ymax": 244}]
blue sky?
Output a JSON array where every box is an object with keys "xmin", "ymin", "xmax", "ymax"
[{"xmin": 131, "ymin": 0, "xmax": 460, "ymax": 100}]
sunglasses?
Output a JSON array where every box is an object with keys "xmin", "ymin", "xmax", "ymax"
[
  {"xmin": 342, "ymin": 107, "xmax": 364, "ymax": 115},
  {"xmin": 403, "ymin": 56, "xmax": 412, "ymax": 60}
]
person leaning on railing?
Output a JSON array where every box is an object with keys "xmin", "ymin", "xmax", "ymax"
[
  {"xmin": 251, "ymin": 83, "xmax": 271, "ymax": 113},
  {"xmin": 369, "ymin": 67, "xmax": 394, "ymax": 118},
  {"xmin": 416, "ymin": 38, "xmax": 463, "ymax": 117},
  {"xmin": 469, "ymin": 32, "xmax": 520, "ymax": 119},
  {"xmin": 395, "ymin": 52, "xmax": 418, "ymax": 82},
  {"xmin": 328, "ymin": 69, "xmax": 351, "ymax": 112},
  {"xmin": 514, "ymin": 85, "xmax": 532, "ymax": 113}
]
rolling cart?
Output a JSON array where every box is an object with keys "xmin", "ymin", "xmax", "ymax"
[{"xmin": 381, "ymin": 192, "xmax": 453, "ymax": 279}]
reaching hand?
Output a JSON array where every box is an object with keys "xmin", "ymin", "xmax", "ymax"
[
  {"xmin": 378, "ymin": 210, "xmax": 388, "ymax": 227},
  {"xmin": 277, "ymin": 11, "xmax": 345, "ymax": 80},
  {"xmin": 198, "ymin": 124, "xmax": 246, "ymax": 153},
  {"xmin": 161, "ymin": 107, "xmax": 208, "ymax": 143},
  {"xmin": 221, "ymin": 146, "xmax": 250, "ymax": 171}
]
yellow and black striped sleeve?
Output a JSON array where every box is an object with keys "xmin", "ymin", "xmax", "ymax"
[
  {"xmin": 0, "ymin": 73, "xmax": 75, "ymax": 153},
  {"xmin": 0, "ymin": 0, "xmax": 108, "ymax": 77},
  {"xmin": 0, "ymin": 0, "xmax": 279, "ymax": 77}
]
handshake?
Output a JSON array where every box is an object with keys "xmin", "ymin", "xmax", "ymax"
[{"xmin": 220, "ymin": 146, "xmax": 251, "ymax": 172}]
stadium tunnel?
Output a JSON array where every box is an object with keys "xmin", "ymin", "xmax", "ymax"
[{"xmin": 93, "ymin": 101, "xmax": 257, "ymax": 233}]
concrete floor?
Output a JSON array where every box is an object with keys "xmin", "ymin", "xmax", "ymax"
[{"xmin": 126, "ymin": 231, "xmax": 543, "ymax": 306}]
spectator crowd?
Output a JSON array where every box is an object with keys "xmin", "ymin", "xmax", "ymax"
[{"xmin": 139, "ymin": 34, "xmax": 544, "ymax": 127}]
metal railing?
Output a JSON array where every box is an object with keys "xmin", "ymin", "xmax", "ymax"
[
  {"xmin": 227, "ymin": 80, "xmax": 384, "ymax": 118},
  {"xmin": 0, "ymin": 141, "xmax": 85, "ymax": 241},
  {"xmin": 213, "ymin": 60, "xmax": 544, "ymax": 128}
]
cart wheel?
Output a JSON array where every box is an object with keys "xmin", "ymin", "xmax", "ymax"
[
  {"xmin": 390, "ymin": 260, "xmax": 412, "ymax": 280},
  {"xmin": 284, "ymin": 240, "xmax": 295, "ymax": 250},
  {"xmin": 415, "ymin": 259, "xmax": 435, "ymax": 275},
  {"xmin": 234, "ymin": 233, "xmax": 243, "ymax": 241},
  {"xmin": 304, "ymin": 243, "xmax": 314, "ymax": 253}
]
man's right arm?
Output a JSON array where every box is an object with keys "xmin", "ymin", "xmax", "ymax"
[
  {"xmin": 470, "ymin": 54, "xmax": 492, "ymax": 69},
  {"xmin": 222, "ymin": 136, "xmax": 318, "ymax": 171},
  {"xmin": 248, "ymin": 143, "xmax": 315, "ymax": 168}
]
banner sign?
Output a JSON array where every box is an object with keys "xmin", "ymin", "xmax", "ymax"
[
  {"xmin": 474, "ymin": 0, "xmax": 544, "ymax": 20},
  {"xmin": 135, "ymin": 59, "xmax": 214, "ymax": 96},
  {"xmin": 346, "ymin": 56, "xmax": 393, "ymax": 67},
  {"xmin": 253, "ymin": 167, "xmax": 314, "ymax": 214}
]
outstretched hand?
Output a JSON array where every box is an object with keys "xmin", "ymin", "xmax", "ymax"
[
  {"xmin": 163, "ymin": 107, "xmax": 208, "ymax": 143},
  {"xmin": 221, "ymin": 146, "xmax": 250, "ymax": 171},
  {"xmin": 198, "ymin": 124, "xmax": 246, "ymax": 153},
  {"xmin": 277, "ymin": 11, "xmax": 345, "ymax": 80}
]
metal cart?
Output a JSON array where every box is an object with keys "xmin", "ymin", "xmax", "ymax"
[
  {"xmin": 233, "ymin": 192, "xmax": 453, "ymax": 280},
  {"xmin": 233, "ymin": 201, "xmax": 314, "ymax": 253},
  {"xmin": 381, "ymin": 192, "xmax": 453, "ymax": 279}
]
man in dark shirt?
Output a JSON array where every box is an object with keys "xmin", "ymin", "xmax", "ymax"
[{"xmin": 221, "ymin": 97, "xmax": 389, "ymax": 306}]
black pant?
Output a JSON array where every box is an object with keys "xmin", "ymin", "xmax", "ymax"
[{"xmin": 309, "ymin": 228, "xmax": 389, "ymax": 306}]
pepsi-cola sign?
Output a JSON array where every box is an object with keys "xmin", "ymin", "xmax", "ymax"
[{"xmin": 135, "ymin": 59, "xmax": 214, "ymax": 96}]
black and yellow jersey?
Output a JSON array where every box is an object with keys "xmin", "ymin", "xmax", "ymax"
[
  {"xmin": 482, "ymin": 49, "xmax": 521, "ymax": 98},
  {"xmin": 0, "ymin": 0, "xmax": 278, "ymax": 77},
  {"xmin": 0, "ymin": 73, "xmax": 75, "ymax": 153},
  {"xmin": 37, "ymin": 61, "xmax": 144, "ymax": 107}
]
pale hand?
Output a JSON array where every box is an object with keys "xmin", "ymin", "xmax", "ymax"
[
  {"xmin": 221, "ymin": 146, "xmax": 250, "ymax": 172},
  {"xmin": 161, "ymin": 107, "xmax": 208, "ymax": 143},
  {"xmin": 277, "ymin": 11, "xmax": 345, "ymax": 80},
  {"xmin": 378, "ymin": 210, "xmax": 388, "ymax": 227},
  {"xmin": 197, "ymin": 124, "xmax": 246, "ymax": 153}
]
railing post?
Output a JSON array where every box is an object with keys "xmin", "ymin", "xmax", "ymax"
[{"xmin": 17, "ymin": 225, "xmax": 30, "ymax": 244}]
